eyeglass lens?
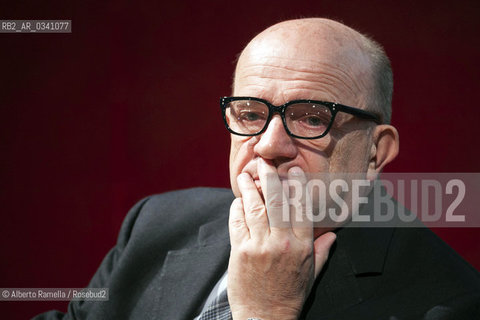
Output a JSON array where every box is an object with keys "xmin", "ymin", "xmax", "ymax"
[{"xmin": 225, "ymin": 100, "xmax": 332, "ymax": 138}]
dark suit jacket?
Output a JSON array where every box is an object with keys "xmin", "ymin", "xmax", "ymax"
[{"xmin": 35, "ymin": 187, "xmax": 480, "ymax": 320}]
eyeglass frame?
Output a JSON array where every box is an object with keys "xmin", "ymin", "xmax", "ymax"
[{"xmin": 220, "ymin": 96, "xmax": 382, "ymax": 140}]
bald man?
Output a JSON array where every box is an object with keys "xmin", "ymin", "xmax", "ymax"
[
  {"xmin": 226, "ymin": 18, "xmax": 399, "ymax": 319},
  {"xmin": 36, "ymin": 18, "xmax": 479, "ymax": 320}
]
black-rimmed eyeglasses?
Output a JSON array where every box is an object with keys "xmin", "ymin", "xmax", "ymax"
[{"xmin": 220, "ymin": 96, "xmax": 382, "ymax": 139}]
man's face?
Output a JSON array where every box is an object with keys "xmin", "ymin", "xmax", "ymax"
[{"xmin": 229, "ymin": 25, "xmax": 375, "ymax": 198}]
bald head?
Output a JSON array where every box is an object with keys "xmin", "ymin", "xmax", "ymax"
[
  {"xmin": 228, "ymin": 18, "xmax": 399, "ymax": 201},
  {"xmin": 234, "ymin": 18, "xmax": 392, "ymax": 123}
]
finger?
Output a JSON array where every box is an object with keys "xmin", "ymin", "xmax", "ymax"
[
  {"xmin": 258, "ymin": 158, "xmax": 291, "ymax": 232},
  {"xmin": 237, "ymin": 172, "xmax": 269, "ymax": 240},
  {"xmin": 229, "ymin": 197, "xmax": 249, "ymax": 245},
  {"xmin": 287, "ymin": 166, "xmax": 313, "ymax": 240},
  {"xmin": 313, "ymin": 232, "xmax": 336, "ymax": 278}
]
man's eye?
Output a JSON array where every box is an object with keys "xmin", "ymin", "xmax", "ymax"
[
  {"xmin": 239, "ymin": 111, "xmax": 265, "ymax": 121},
  {"xmin": 299, "ymin": 115, "xmax": 326, "ymax": 127},
  {"xmin": 305, "ymin": 116, "xmax": 323, "ymax": 126}
]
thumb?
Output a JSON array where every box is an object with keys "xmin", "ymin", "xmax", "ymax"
[{"xmin": 313, "ymin": 232, "xmax": 336, "ymax": 278}]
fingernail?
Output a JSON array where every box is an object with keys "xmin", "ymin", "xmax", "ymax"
[
  {"xmin": 237, "ymin": 173, "xmax": 251, "ymax": 182},
  {"xmin": 258, "ymin": 158, "xmax": 268, "ymax": 168},
  {"xmin": 290, "ymin": 166, "xmax": 303, "ymax": 176}
]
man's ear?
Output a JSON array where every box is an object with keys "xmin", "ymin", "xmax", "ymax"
[{"xmin": 366, "ymin": 125, "xmax": 399, "ymax": 181}]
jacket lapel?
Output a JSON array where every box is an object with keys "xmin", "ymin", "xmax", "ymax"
[
  {"xmin": 145, "ymin": 215, "xmax": 231, "ymax": 320},
  {"xmin": 303, "ymin": 196, "xmax": 395, "ymax": 319}
]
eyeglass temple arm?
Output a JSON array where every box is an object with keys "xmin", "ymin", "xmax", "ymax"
[{"xmin": 336, "ymin": 104, "xmax": 382, "ymax": 124}]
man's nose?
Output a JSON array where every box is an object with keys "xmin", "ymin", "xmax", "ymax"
[{"xmin": 253, "ymin": 115, "xmax": 297, "ymax": 161}]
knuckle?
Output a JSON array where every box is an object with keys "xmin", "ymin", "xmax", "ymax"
[
  {"xmin": 266, "ymin": 193, "xmax": 288, "ymax": 209},
  {"xmin": 267, "ymin": 198, "xmax": 288, "ymax": 210},
  {"xmin": 235, "ymin": 243, "xmax": 256, "ymax": 259},
  {"xmin": 264, "ymin": 236, "xmax": 292, "ymax": 255},
  {"xmin": 237, "ymin": 242, "xmax": 271, "ymax": 259},
  {"xmin": 277, "ymin": 238, "xmax": 293, "ymax": 254},
  {"xmin": 236, "ymin": 245, "xmax": 249, "ymax": 256},
  {"xmin": 299, "ymin": 243, "xmax": 313, "ymax": 258},
  {"xmin": 229, "ymin": 217, "xmax": 245, "ymax": 230},
  {"xmin": 246, "ymin": 203, "xmax": 266, "ymax": 216},
  {"xmin": 261, "ymin": 243, "xmax": 277, "ymax": 256}
]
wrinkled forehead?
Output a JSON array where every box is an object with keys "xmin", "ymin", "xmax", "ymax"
[{"xmin": 235, "ymin": 21, "xmax": 373, "ymax": 90}]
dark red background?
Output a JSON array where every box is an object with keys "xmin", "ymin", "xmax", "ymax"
[{"xmin": 1, "ymin": 1, "xmax": 479, "ymax": 318}]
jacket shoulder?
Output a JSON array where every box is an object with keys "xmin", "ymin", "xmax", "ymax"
[
  {"xmin": 379, "ymin": 227, "xmax": 480, "ymax": 312},
  {"xmin": 116, "ymin": 187, "xmax": 234, "ymax": 247},
  {"xmin": 142, "ymin": 187, "xmax": 234, "ymax": 221}
]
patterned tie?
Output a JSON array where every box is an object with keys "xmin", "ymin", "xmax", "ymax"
[{"xmin": 198, "ymin": 288, "xmax": 232, "ymax": 320}]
